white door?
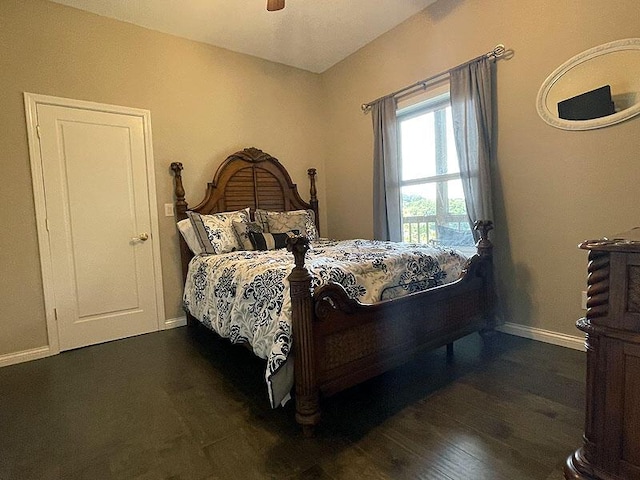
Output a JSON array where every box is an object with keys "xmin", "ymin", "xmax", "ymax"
[{"xmin": 31, "ymin": 99, "xmax": 163, "ymax": 351}]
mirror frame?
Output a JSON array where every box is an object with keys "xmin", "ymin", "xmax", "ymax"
[{"xmin": 536, "ymin": 38, "xmax": 640, "ymax": 131}]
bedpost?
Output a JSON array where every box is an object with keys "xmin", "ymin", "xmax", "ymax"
[
  {"xmin": 474, "ymin": 220, "xmax": 496, "ymax": 332},
  {"xmin": 287, "ymin": 235, "xmax": 320, "ymax": 436},
  {"xmin": 170, "ymin": 162, "xmax": 188, "ymax": 221},
  {"xmin": 307, "ymin": 168, "xmax": 320, "ymax": 234},
  {"xmin": 474, "ymin": 220, "xmax": 493, "ymax": 258},
  {"xmin": 170, "ymin": 163, "xmax": 194, "ymax": 313}
]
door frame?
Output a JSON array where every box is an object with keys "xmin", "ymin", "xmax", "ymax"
[{"xmin": 24, "ymin": 92, "xmax": 166, "ymax": 355}]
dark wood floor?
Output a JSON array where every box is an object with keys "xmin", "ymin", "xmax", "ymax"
[{"xmin": 0, "ymin": 327, "xmax": 584, "ymax": 480}]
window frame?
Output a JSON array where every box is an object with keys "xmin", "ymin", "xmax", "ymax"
[{"xmin": 397, "ymin": 92, "xmax": 473, "ymax": 250}]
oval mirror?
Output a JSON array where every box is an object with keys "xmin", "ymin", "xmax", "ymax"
[{"xmin": 536, "ymin": 38, "xmax": 640, "ymax": 130}]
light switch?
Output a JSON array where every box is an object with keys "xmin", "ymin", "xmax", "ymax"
[{"xmin": 164, "ymin": 203, "xmax": 174, "ymax": 217}]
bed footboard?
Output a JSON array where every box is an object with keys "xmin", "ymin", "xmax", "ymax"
[
  {"xmin": 313, "ymin": 257, "xmax": 490, "ymax": 394},
  {"xmin": 287, "ymin": 221, "xmax": 494, "ymax": 436}
]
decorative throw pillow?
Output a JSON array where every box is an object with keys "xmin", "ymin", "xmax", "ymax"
[
  {"xmin": 176, "ymin": 218, "xmax": 204, "ymax": 254},
  {"xmin": 248, "ymin": 230, "xmax": 299, "ymax": 251},
  {"xmin": 232, "ymin": 220, "xmax": 263, "ymax": 251},
  {"xmin": 187, "ymin": 208, "xmax": 250, "ymax": 254},
  {"xmin": 254, "ymin": 208, "xmax": 271, "ymax": 233},
  {"xmin": 264, "ymin": 209, "xmax": 318, "ymax": 240}
]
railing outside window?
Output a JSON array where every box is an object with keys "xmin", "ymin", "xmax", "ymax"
[{"xmin": 402, "ymin": 215, "xmax": 469, "ymax": 244}]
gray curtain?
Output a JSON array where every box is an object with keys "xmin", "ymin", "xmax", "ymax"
[
  {"xmin": 450, "ymin": 58, "xmax": 494, "ymax": 240},
  {"xmin": 372, "ymin": 96, "xmax": 402, "ymax": 241}
]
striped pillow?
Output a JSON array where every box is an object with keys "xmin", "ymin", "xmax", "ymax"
[
  {"xmin": 187, "ymin": 208, "xmax": 250, "ymax": 254},
  {"xmin": 248, "ymin": 230, "xmax": 299, "ymax": 251}
]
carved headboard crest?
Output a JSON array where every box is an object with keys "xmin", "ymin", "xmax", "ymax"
[{"xmin": 231, "ymin": 146, "xmax": 277, "ymax": 164}]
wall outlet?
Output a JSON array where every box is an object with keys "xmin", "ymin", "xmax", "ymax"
[
  {"xmin": 581, "ymin": 291, "xmax": 588, "ymax": 310},
  {"xmin": 164, "ymin": 203, "xmax": 174, "ymax": 217}
]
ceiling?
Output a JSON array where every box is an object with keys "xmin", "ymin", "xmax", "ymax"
[{"xmin": 50, "ymin": 0, "xmax": 438, "ymax": 73}]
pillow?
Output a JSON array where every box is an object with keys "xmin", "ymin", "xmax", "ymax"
[
  {"xmin": 254, "ymin": 208, "xmax": 271, "ymax": 233},
  {"xmin": 176, "ymin": 218, "xmax": 204, "ymax": 254},
  {"xmin": 187, "ymin": 208, "xmax": 250, "ymax": 254},
  {"xmin": 263, "ymin": 209, "xmax": 319, "ymax": 240},
  {"xmin": 232, "ymin": 220, "xmax": 263, "ymax": 251},
  {"xmin": 248, "ymin": 230, "xmax": 299, "ymax": 251}
]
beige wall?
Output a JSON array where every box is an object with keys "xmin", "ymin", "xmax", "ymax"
[
  {"xmin": 321, "ymin": 0, "xmax": 640, "ymax": 337},
  {"xmin": 0, "ymin": 0, "xmax": 326, "ymax": 355},
  {"xmin": 3, "ymin": 0, "xmax": 639, "ymax": 359}
]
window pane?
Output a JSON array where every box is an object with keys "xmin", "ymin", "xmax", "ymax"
[
  {"xmin": 446, "ymin": 178, "xmax": 466, "ymax": 217},
  {"xmin": 399, "ymin": 113, "xmax": 436, "ymax": 180},
  {"xmin": 445, "ymin": 107, "xmax": 460, "ymax": 174},
  {"xmin": 402, "ymin": 184, "xmax": 436, "ymax": 216},
  {"xmin": 401, "ymin": 184, "xmax": 436, "ymax": 244},
  {"xmin": 401, "ymin": 180, "xmax": 474, "ymax": 247},
  {"xmin": 400, "ymin": 106, "xmax": 460, "ymax": 179},
  {"xmin": 437, "ymin": 178, "xmax": 474, "ymax": 247}
]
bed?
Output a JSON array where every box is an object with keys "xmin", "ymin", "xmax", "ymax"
[{"xmin": 170, "ymin": 147, "xmax": 495, "ymax": 436}]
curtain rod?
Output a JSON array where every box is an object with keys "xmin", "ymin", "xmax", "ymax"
[{"xmin": 361, "ymin": 44, "xmax": 506, "ymax": 113}]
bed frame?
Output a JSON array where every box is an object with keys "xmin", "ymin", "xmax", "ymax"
[{"xmin": 171, "ymin": 147, "xmax": 494, "ymax": 436}]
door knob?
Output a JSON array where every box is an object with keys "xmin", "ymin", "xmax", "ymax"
[{"xmin": 132, "ymin": 233, "xmax": 149, "ymax": 242}]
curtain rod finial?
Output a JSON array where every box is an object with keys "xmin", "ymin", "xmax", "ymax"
[
  {"xmin": 491, "ymin": 44, "xmax": 506, "ymax": 57},
  {"xmin": 361, "ymin": 103, "xmax": 371, "ymax": 114}
]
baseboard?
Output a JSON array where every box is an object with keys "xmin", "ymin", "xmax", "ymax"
[
  {"xmin": 0, "ymin": 320, "xmax": 582, "ymax": 370},
  {"xmin": 0, "ymin": 345, "xmax": 53, "ymax": 368},
  {"xmin": 164, "ymin": 316, "xmax": 187, "ymax": 329},
  {"xmin": 1, "ymin": 318, "xmax": 186, "ymax": 369},
  {"xmin": 497, "ymin": 322, "xmax": 586, "ymax": 352}
]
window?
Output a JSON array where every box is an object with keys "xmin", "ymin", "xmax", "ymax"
[{"xmin": 398, "ymin": 93, "xmax": 474, "ymax": 250}]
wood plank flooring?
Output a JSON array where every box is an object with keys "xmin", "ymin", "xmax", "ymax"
[{"xmin": 0, "ymin": 327, "xmax": 585, "ymax": 479}]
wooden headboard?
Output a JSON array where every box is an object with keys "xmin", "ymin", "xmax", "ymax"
[{"xmin": 170, "ymin": 147, "xmax": 319, "ymax": 279}]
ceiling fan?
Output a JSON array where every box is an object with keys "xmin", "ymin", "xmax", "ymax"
[{"xmin": 267, "ymin": 0, "xmax": 285, "ymax": 11}]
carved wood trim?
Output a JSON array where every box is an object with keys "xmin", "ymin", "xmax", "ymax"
[
  {"xmin": 170, "ymin": 162, "xmax": 188, "ymax": 220},
  {"xmin": 586, "ymin": 250, "xmax": 610, "ymax": 320},
  {"xmin": 307, "ymin": 168, "xmax": 319, "ymax": 232},
  {"xmin": 474, "ymin": 220, "xmax": 494, "ymax": 258}
]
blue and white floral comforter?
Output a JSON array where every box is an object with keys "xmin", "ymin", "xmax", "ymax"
[{"xmin": 183, "ymin": 239, "xmax": 469, "ymax": 407}]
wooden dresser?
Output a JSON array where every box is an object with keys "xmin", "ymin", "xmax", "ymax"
[{"xmin": 565, "ymin": 228, "xmax": 640, "ymax": 480}]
